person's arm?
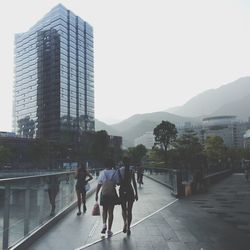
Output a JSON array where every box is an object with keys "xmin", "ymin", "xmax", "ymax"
[
  {"xmin": 95, "ymin": 171, "xmax": 103, "ymax": 201},
  {"xmin": 95, "ymin": 183, "xmax": 102, "ymax": 201},
  {"xmin": 86, "ymin": 171, "xmax": 93, "ymax": 182},
  {"xmin": 132, "ymin": 171, "xmax": 138, "ymax": 201}
]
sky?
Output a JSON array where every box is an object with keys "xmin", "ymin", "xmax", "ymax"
[{"xmin": 1, "ymin": 0, "xmax": 250, "ymax": 131}]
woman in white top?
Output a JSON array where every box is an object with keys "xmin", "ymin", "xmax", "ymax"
[{"xmin": 95, "ymin": 158, "xmax": 119, "ymax": 237}]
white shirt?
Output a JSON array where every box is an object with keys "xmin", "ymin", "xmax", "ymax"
[{"xmin": 98, "ymin": 169, "xmax": 119, "ymax": 185}]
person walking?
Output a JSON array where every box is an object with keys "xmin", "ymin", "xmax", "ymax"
[
  {"xmin": 118, "ymin": 156, "xmax": 138, "ymax": 235},
  {"xmin": 245, "ymin": 165, "xmax": 249, "ymax": 182},
  {"xmin": 136, "ymin": 163, "xmax": 144, "ymax": 188},
  {"xmin": 47, "ymin": 175, "xmax": 60, "ymax": 216},
  {"xmin": 75, "ymin": 162, "xmax": 93, "ymax": 215},
  {"xmin": 95, "ymin": 158, "xmax": 119, "ymax": 237}
]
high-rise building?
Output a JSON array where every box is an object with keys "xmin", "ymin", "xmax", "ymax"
[{"xmin": 13, "ymin": 4, "xmax": 94, "ymax": 139}]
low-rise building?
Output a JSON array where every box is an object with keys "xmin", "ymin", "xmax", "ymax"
[{"xmin": 177, "ymin": 116, "xmax": 250, "ymax": 149}]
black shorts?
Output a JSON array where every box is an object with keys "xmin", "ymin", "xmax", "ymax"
[
  {"xmin": 75, "ymin": 184, "xmax": 85, "ymax": 194},
  {"xmin": 119, "ymin": 186, "xmax": 134, "ymax": 205},
  {"xmin": 100, "ymin": 193, "xmax": 119, "ymax": 207}
]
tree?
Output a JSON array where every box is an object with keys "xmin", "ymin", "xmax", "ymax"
[
  {"xmin": 171, "ymin": 132, "xmax": 204, "ymax": 171},
  {"xmin": 153, "ymin": 120, "xmax": 177, "ymax": 164},
  {"xmin": 17, "ymin": 116, "xmax": 35, "ymax": 138},
  {"xmin": 0, "ymin": 145, "xmax": 12, "ymax": 167},
  {"xmin": 127, "ymin": 144, "xmax": 147, "ymax": 165},
  {"xmin": 204, "ymin": 136, "xmax": 226, "ymax": 169}
]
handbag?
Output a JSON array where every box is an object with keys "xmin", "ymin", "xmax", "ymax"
[
  {"xmin": 92, "ymin": 202, "xmax": 100, "ymax": 216},
  {"xmin": 85, "ymin": 182, "xmax": 91, "ymax": 192}
]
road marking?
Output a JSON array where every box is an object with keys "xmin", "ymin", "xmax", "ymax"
[
  {"xmin": 88, "ymin": 220, "xmax": 99, "ymax": 238},
  {"xmin": 75, "ymin": 198, "xmax": 178, "ymax": 250}
]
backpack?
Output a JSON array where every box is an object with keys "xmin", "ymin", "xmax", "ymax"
[{"xmin": 101, "ymin": 171, "xmax": 116, "ymax": 197}]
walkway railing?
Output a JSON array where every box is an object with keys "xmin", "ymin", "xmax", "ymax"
[
  {"xmin": 0, "ymin": 169, "xmax": 100, "ymax": 250},
  {"xmin": 144, "ymin": 167, "xmax": 232, "ymax": 197},
  {"xmin": 144, "ymin": 168, "xmax": 181, "ymax": 197}
]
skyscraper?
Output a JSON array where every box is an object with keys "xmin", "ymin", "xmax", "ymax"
[{"xmin": 13, "ymin": 4, "xmax": 94, "ymax": 139}]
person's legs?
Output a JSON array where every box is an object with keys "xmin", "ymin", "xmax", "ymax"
[
  {"xmin": 121, "ymin": 201, "xmax": 128, "ymax": 233},
  {"xmin": 127, "ymin": 200, "xmax": 134, "ymax": 235},
  {"xmin": 82, "ymin": 191, "xmax": 87, "ymax": 212},
  {"xmin": 48, "ymin": 189, "xmax": 56, "ymax": 215},
  {"xmin": 101, "ymin": 205, "xmax": 108, "ymax": 233},
  {"xmin": 107, "ymin": 205, "xmax": 114, "ymax": 236},
  {"xmin": 76, "ymin": 189, "xmax": 82, "ymax": 215}
]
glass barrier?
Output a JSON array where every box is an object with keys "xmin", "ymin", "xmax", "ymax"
[
  {"xmin": 144, "ymin": 168, "xmax": 181, "ymax": 196},
  {"xmin": 0, "ymin": 169, "xmax": 100, "ymax": 250}
]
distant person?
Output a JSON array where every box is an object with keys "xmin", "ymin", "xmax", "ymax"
[
  {"xmin": 47, "ymin": 175, "xmax": 60, "ymax": 216},
  {"xmin": 75, "ymin": 162, "xmax": 93, "ymax": 215},
  {"xmin": 118, "ymin": 156, "xmax": 138, "ymax": 235},
  {"xmin": 136, "ymin": 163, "xmax": 144, "ymax": 188},
  {"xmin": 95, "ymin": 158, "xmax": 120, "ymax": 237},
  {"xmin": 245, "ymin": 163, "xmax": 249, "ymax": 182}
]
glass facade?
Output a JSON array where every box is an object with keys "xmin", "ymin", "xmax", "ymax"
[{"xmin": 13, "ymin": 4, "xmax": 95, "ymax": 139}]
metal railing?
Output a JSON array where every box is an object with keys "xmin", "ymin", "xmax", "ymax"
[{"xmin": 0, "ymin": 169, "xmax": 100, "ymax": 250}]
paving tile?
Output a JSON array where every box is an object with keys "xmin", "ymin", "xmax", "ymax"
[
  {"xmin": 152, "ymin": 245, "xmax": 170, "ymax": 250},
  {"xmin": 185, "ymin": 241, "xmax": 215, "ymax": 250},
  {"xmin": 174, "ymin": 229, "xmax": 198, "ymax": 243},
  {"xmin": 167, "ymin": 242, "xmax": 190, "ymax": 250}
]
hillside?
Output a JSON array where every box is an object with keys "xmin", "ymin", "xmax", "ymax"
[
  {"xmin": 167, "ymin": 77, "xmax": 250, "ymax": 119},
  {"xmin": 96, "ymin": 77, "xmax": 250, "ymax": 147},
  {"xmin": 95, "ymin": 119, "xmax": 120, "ymax": 136},
  {"xmin": 97, "ymin": 112, "xmax": 199, "ymax": 147},
  {"xmin": 112, "ymin": 112, "xmax": 199, "ymax": 132},
  {"xmin": 211, "ymin": 94, "xmax": 250, "ymax": 120}
]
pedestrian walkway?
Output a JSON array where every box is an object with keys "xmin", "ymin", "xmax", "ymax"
[
  {"xmin": 77, "ymin": 173, "xmax": 250, "ymax": 250},
  {"xmin": 27, "ymin": 176, "xmax": 176, "ymax": 250},
  {"xmin": 27, "ymin": 173, "xmax": 250, "ymax": 250}
]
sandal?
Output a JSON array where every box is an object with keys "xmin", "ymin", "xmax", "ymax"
[
  {"xmin": 101, "ymin": 226, "xmax": 107, "ymax": 234},
  {"xmin": 123, "ymin": 224, "xmax": 127, "ymax": 233}
]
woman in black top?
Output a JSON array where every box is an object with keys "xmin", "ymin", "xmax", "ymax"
[
  {"xmin": 118, "ymin": 156, "xmax": 138, "ymax": 235},
  {"xmin": 75, "ymin": 162, "xmax": 93, "ymax": 215}
]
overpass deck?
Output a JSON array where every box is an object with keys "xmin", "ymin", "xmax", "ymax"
[{"xmin": 27, "ymin": 174, "xmax": 250, "ymax": 250}]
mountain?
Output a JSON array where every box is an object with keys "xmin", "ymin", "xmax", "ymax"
[
  {"xmin": 96, "ymin": 77, "xmax": 250, "ymax": 147},
  {"xmin": 167, "ymin": 77, "xmax": 250, "ymax": 119},
  {"xmin": 112, "ymin": 112, "xmax": 199, "ymax": 132},
  {"xmin": 97, "ymin": 112, "xmax": 199, "ymax": 147},
  {"xmin": 95, "ymin": 119, "xmax": 120, "ymax": 136},
  {"xmin": 211, "ymin": 94, "xmax": 250, "ymax": 119}
]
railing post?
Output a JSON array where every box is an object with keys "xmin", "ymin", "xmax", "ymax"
[
  {"xmin": 3, "ymin": 184, "xmax": 10, "ymax": 250},
  {"xmin": 24, "ymin": 183, "xmax": 31, "ymax": 235}
]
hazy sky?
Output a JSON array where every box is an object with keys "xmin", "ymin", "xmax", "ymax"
[{"xmin": 1, "ymin": 0, "xmax": 250, "ymax": 131}]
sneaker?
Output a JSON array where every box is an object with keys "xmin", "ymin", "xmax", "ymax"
[
  {"xmin": 77, "ymin": 212, "xmax": 81, "ymax": 216},
  {"xmin": 101, "ymin": 226, "xmax": 107, "ymax": 234},
  {"xmin": 127, "ymin": 228, "xmax": 131, "ymax": 236},
  {"xmin": 107, "ymin": 230, "xmax": 113, "ymax": 237}
]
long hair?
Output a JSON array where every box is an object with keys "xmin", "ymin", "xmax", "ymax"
[
  {"xmin": 123, "ymin": 156, "xmax": 130, "ymax": 185},
  {"xmin": 77, "ymin": 162, "xmax": 86, "ymax": 176}
]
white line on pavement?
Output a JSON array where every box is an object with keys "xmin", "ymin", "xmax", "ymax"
[{"xmin": 74, "ymin": 198, "xmax": 178, "ymax": 250}]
